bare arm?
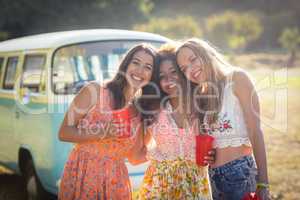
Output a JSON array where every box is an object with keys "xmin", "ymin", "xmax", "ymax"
[
  {"xmin": 233, "ymin": 70, "xmax": 269, "ymax": 185},
  {"xmin": 127, "ymin": 124, "xmax": 153, "ymax": 165},
  {"xmin": 58, "ymin": 82, "xmax": 112, "ymax": 143}
]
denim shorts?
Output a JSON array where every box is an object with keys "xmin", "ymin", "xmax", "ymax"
[{"xmin": 209, "ymin": 155, "xmax": 257, "ymax": 200}]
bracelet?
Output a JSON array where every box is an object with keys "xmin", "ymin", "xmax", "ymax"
[{"xmin": 256, "ymin": 182, "xmax": 270, "ymax": 189}]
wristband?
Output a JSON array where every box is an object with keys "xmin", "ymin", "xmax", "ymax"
[{"xmin": 256, "ymin": 182, "xmax": 269, "ymax": 189}]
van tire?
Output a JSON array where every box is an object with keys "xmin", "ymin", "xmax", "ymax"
[{"xmin": 24, "ymin": 159, "xmax": 48, "ymax": 200}]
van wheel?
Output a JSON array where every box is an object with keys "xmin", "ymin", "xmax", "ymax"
[{"xmin": 23, "ymin": 159, "xmax": 48, "ymax": 200}]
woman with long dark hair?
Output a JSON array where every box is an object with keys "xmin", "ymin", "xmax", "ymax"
[
  {"xmin": 58, "ymin": 43, "xmax": 158, "ymax": 200},
  {"xmin": 138, "ymin": 43, "xmax": 213, "ymax": 199}
]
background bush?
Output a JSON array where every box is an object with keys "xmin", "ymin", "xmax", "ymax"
[
  {"xmin": 204, "ymin": 11, "xmax": 263, "ymax": 52},
  {"xmin": 133, "ymin": 16, "xmax": 202, "ymax": 40}
]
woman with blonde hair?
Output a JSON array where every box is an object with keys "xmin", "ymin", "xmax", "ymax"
[{"xmin": 175, "ymin": 38, "xmax": 270, "ymax": 200}]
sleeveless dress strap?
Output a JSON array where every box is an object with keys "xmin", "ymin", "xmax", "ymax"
[{"xmin": 97, "ymin": 85, "xmax": 114, "ymax": 111}]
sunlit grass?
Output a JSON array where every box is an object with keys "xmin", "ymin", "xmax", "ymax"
[{"xmin": 240, "ymin": 58, "xmax": 300, "ymax": 200}]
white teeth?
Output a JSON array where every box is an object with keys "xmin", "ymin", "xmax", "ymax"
[
  {"xmin": 132, "ymin": 75, "xmax": 142, "ymax": 81},
  {"xmin": 168, "ymin": 83, "xmax": 176, "ymax": 88}
]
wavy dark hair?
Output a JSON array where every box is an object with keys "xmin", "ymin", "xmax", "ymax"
[
  {"xmin": 106, "ymin": 43, "xmax": 159, "ymax": 122},
  {"xmin": 140, "ymin": 42, "xmax": 193, "ymax": 126}
]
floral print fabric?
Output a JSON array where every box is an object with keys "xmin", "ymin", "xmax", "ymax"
[
  {"xmin": 139, "ymin": 158, "xmax": 212, "ymax": 200},
  {"xmin": 139, "ymin": 102, "xmax": 212, "ymax": 200},
  {"xmin": 59, "ymin": 87, "xmax": 139, "ymax": 200}
]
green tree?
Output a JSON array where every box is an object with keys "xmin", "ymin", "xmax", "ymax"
[
  {"xmin": 0, "ymin": 0, "xmax": 153, "ymax": 39},
  {"xmin": 279, "ymin": 27, "xmax": 300, "ymax": 67},
  {"xmin": 205, "ymin": 11, "xmax": 263, "ymax": 52},
  {"xmin": 133, "ymin": 15, "xmax": 202, "ymax": 39},
  {"xmin": 0, "ymin": 32, "xmax": 9, "ymax": 41}
]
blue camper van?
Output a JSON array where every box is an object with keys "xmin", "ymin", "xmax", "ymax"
[{"xmin": 0, "ymin": 29, "xmax": 169, "ymax": 199}]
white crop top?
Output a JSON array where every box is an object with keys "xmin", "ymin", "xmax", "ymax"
[{"xmin": 206, "ymin": 72, "xmax": 252, "ymax": 148}]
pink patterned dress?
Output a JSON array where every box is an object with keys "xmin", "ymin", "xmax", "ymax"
[
  {"xmin": 58, "ymin": 87, "xmax": 140, "ymax": 200},
  {"xmin": 139, "ymin": 102, "xmax": 212, "ymax": 200}
]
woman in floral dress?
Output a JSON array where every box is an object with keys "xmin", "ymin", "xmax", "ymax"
[
  {"xmin": 58, "ymin": 44, "xmax": 158, "ymax": 200},
  {"xmin": 138, "ymin": 43, "xmax": 213, "ymax": 200}
]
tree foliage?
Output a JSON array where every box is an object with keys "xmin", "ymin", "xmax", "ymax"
[
  {"xmin": 0, "ymin": 0, "xmax": 153, "ymax": 39},
  {"xmin": 0, "ymin": 0, "xmax": 299, "ymax": 51},
  {"xmin": 279, "ymin": 27, "xmax": 300, "ymax": 52},
  {"xmin": 205, "ymin": 11, "xmax": 263, "ymax": 51},
  {"xmin": 279, "ymin": 27, "xmax": 300, "ymax": 66},
  {"xmin": 0, "ymin": 32, "xmax": 9, "ymax": 41},
  {"xmin": 133, "ymin": 16, "xmax": 202, "ymax": 40}
]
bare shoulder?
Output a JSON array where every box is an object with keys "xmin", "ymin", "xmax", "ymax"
[
  {"xmin": 231, "ymin": 68, "xmax": 255, "ymax": 96},
  {"xmin": 78, "ymin": 81, "xmax": 101, "ymax": 97},
  {"xmin": 232, "ymin": 68, "xmax": 253, "ymax": 85},
  {"xmin": 71, "ymin": 81, "xmax": 102, "ymax": 109}
]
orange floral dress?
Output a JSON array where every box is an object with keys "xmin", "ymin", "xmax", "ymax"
[{"xmin": 58, "ymin": 87, "xmax": 140, "ymax": 200}]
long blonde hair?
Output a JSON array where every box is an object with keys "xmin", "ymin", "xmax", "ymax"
[{"xmin": 176, "ymin": 38, "xmax": 234, "ymax": 126}]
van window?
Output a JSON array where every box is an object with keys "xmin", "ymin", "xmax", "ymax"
[
  {"xmin": 3, "ymin": 57, "xmax": 18, "ymax": 90},
  {"xmin": 52, "ymin": 40, "xmax": 163, "ymax": 94},
  {"xmin": 21, "ymin": 55, "xmax": 46, "ymax": 93}
]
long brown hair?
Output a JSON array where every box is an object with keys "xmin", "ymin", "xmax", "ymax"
[
  {"xmin": 157, "ymin": 43, "xmax": 192, "ymax": 112},
  {"xmin": 142, "ymin": 42, "xmax": 193, "ymax": 126},
  {"xmin": 176, "ymin": 38, "xmax": 233, "ymax": 126},
  {"xmin": 106, "ymin": 43, "xmax": 158, "ymax": 110}
]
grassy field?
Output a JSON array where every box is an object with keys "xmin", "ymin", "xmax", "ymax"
[
  {"xmin": 240, "ymin": 55, "xmax": 300, "ymax": 200},
  {"xmin": 1, "ymin": 52, "xmax": 300, "ymax": 200}
]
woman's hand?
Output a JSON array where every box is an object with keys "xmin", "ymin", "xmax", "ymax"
[
  {"xmin": 204, "ymin": 149, "xmax": 216, "ymax": 165},
  {"xmin": 78, "ymin": 121, "xmax": 119, "ymax": 140},
  {"xmin": 97, "ymin": 121, "xmax": 119, "ymax": 139}
]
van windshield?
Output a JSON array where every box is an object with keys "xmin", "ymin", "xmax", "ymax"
[{"xmin": 52, "ymin": 40, "xmax": 163, "ymax": 94}]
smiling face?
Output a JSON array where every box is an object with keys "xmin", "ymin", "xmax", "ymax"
[
  {"xmin": 126, "ymin": 50, "xmax": 154, "ymax": 89},
  {"xmin": 176, "ymin": 47, "xmax": 206, "ymax": 84},
  {"xmin": 159, "ymin": 59, "xmax": 181, "ymax": 96}
]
